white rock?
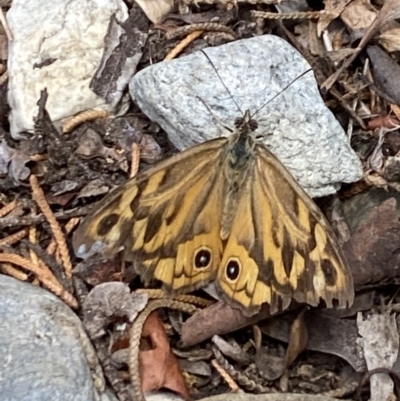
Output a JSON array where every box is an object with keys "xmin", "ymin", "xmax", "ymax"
[
  {"xmin": 357, "ymin": 310, "xmax": 399, "ymax": 401},
  {"xmin": 7, "ymin": 0, "xmax": 128, "ymax": 138},
  {"xmin": 129, "ymin": 35, "xmax": 362, "ymax": 197},
  {"xmin": 0, "ymin": 274, "xmax": 116, "ymax": 401}
]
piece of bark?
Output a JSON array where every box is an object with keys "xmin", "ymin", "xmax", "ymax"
[
  {"xmin": 367, "ymin": 45, "xmax": 400, "ymax": 106},
  {"xmin": 342, "ymin": 197, "xmax": 400, "ymax": 287},
  {"xmin": 180, "ymin": 302, "xmax": 275, "ymax": 347},
  {"xmin": 260, "ymin": 310, "xmax": 365, "ymax": 372}
]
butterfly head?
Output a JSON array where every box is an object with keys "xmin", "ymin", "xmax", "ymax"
[{"xmin": 234, "ymin": 110, "xmax": 258, "ymax": 137}]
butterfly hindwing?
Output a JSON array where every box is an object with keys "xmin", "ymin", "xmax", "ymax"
[{"xmin": 216, "ymin": 143, "xmax": 354, "ymax": 315}]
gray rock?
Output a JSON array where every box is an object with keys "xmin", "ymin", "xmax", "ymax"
[
  {"xmin": 129, "ymin": 35, "xmax": 362, "ymax": 197},
  {"xmin": 7, "ymin": 0, "xmax": 128, "ymax": 138},
  {"xmin": 0, "ymin": 274, "xmax": 115, "ymax": 401}
]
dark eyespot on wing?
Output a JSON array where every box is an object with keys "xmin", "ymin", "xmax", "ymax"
[
  {"xmin": 226, "ymin": 258, "xmax": 241, "ymax": 281},
  {"xmin": 321, "ymin": 258, "xmax": 337, "ymax": 286},
  {"xmin": 97, "ymin": 213, "xmax": 120, "ymax": 236},
  {"xmin": 194, "ymin": 248, "xmax": 212, "ymax": 270}
]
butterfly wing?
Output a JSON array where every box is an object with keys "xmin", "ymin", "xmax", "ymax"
[
  {"xmin": 73, "ymin": 138, "xmax": 229, "ymax": 293},
  {"xmin": 216, "ymin": 143, "xmax": 354, "ymax": 316}
]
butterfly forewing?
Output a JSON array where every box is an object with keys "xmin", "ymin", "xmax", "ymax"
[{"xmin": 73, "ymin": 137, "xmax": 230, "ymax": 293}]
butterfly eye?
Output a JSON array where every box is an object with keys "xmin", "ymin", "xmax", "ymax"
[
  {"xmin": 97, "ymin": 213, "xmax": 120, "ymax": 236},
  {"xmin": 234, "ymin": 117, "xmax": 244, "ymax": 127},
  {"xmin": 249, "ymin": 119, "xmax": 258, "ymax": 131},
  {"xmin": 194, "ymin": 248, "xmax": 212, "ymax": 270},
  {"xmin": 226, "ymin": 258, "xmax": 241, "ymax": 281}
]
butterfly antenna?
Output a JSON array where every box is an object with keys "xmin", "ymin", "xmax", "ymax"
[
  {"xmin": 250, "ymin": 68, "xmax": 313, "ymax": 119},
  {"xmin": 196, "ymin": 94, "xmax": 234, "ymax": 132},
  {"xmin": 200, "ymin": 49, "xmax": 244, "ymax": 117}
]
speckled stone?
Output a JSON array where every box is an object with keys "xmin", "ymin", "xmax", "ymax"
[
  {"xmin": 7, "ymin": 0, "xmax": 128, "ymax": 138},
  {"xmin": 129, "ymin": 35, "xmax": 362, "ymax": 197},
  {"xmin": 0, "ymin": 274, "xmax": 116, "ymax": 401}
]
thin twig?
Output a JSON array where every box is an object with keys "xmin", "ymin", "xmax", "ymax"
[
  {"xmin": 166, "ymin": 23, "xmax": 235, "ymax": 41},
  {"xmin": 62, "ymin": 109, "xmax": 109, "ymax": 133},
  {"xmin": 0, "ymin": 262, "xmax": 29, "ymax": 281},
  {"xmin": 29, "ymin": 175, "xmax": 73, "ymax": 277},
  {"xmin": 0, "ymin": 205, "xmax": 91, "ymax": 230},
  {"xmin": 0, "ymin": 70, "xmax": 8, "ymax": 86},
  {"xmin": 0, "ymin": 199, "xmax": 18, "ymax": 218},
  {"xmin": 0, "ymin": 8, "xmax": 13, "ymax": 41},
  {"xmin": 211, "ymin": 359, "xmax": 241, "ymax": 393},
  {"xmin": 0, "ymin": 229, "xmax": 28, "ymax": 247},
  {"xmin": 251, "ymin": 10, "xmax": 321, "ymax": 20},
  {"xmin": 28, "ymin": 226, "xmax": 39, "ymax": 266},
  {"xmin": 0, "ymin": 253, "xmax": 78, "ymax": 308},
  {"xmin": 130, "ymin": 142, "xmax": 141, "ymax": 178},
  {"xmin": 165, "ymin": 30, "xmax": 203, "ymax": 61},
  {"xmin": 212, "ymin": 346, "xmax": 273, "ymax": 393},
  {"xmin": 46, "ymin": 217, "xmax": 80, "ymax": 256}
]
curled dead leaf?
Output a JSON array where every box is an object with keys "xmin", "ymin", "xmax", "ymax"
[
  {"xmin": 139, "ymin": 311, "xmax": 190, "ymax": 400},
  {"xmin": 285, "ymin": 307, "xmax": 309, "ymax": 367},
  {"xmin": 0, "ymin": 139, "xmax": 42, "ymax": 184}
]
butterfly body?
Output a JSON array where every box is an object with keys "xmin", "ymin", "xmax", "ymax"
[{"xmin": 73, "ymin": 111, "xmax": 354, "ymax": 316}]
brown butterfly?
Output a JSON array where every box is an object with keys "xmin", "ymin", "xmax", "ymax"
[{"xmin": 73, "ymin": 108, "xmax": 354, "ymax": 316}]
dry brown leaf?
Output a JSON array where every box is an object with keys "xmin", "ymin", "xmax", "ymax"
[
  {"xmin": 326, "ymin": 48, "xmax": 358, "ymax": 63},
  {"xmin": 74, "ymin": 256, "xmax": 125, "ymax": 286},
  {"xmin": 317, "ymin": 0, "xmax": 353, "ymax": 37},
  {"xmin": 82, "ymin": 282, "xmax": 148, "ymax": 339},
  {"xmin": 0, "ymin": 140, "xmax": 39, "ymax": 184},
  {"xmin": 140, "ymin": 311, "xmax": 190, "ymax": 400},
  {"xmin": 340, "ymin": 0, "xmax": 376, "ymax": 41},
  {"xmin": 322, "ymin": 0, "xmax": 400, "ymax": 91},
  {"xmin": 376, "ymin": 0, "xmax": 400, "ymax": 25},
  {"xmin": 285, "ymin": 308, "xmax": 309, "ymax": 367},
  {"xmin": 367, "ymin": 45, "xmax": 400, "ymax": 105},
  {"xmin": 308, "ymin": 21, "xmax": 325, "ymax": 56},
  {"xmin": 135, "ymin": 0, "xmax": 175, "ymax": 24},
  {"xmin": 391, "ymin": 104, "xmax": 400, "ymax": 120},
  {"xmin": 378, "ymin": 28, "xmax": 400, "ymax": 52}
]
